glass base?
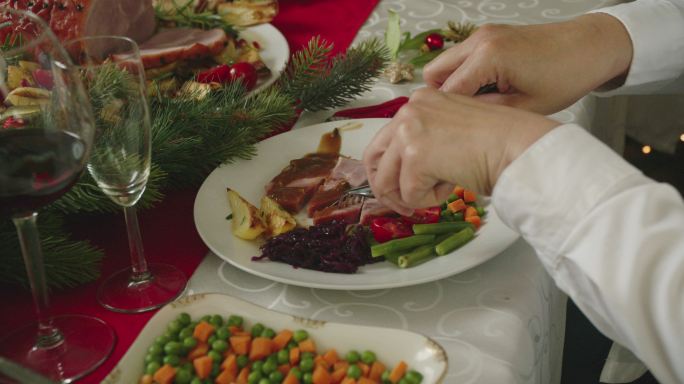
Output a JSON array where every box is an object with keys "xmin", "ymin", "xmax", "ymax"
[
  {"xmin": 0, "ymin": 315, "xmax": 115, "ymax": 383},
  {"xmin": 97, "ymin": 263, "xmax": 187, "ymax": 313}
]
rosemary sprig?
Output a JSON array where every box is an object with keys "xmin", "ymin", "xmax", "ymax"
[{"xmin": 154, "ymin": 0, "xmax": 239, "ymax": 38}]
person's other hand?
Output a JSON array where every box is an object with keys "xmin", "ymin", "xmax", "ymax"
[
  {"xmin": 362, "ymin": 87, "xmax": 560, "ymax": 215},
  {"xmin": 423, "ymin": 13, "xmax": 633, "ymax": 115}
]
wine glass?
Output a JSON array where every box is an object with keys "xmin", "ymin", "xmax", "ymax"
[
  {"xmin": 63, "ymin": 36, "xmax": 187, "ymax": 313},
  {"xmin": 0, "ymin": 8, "xmax": 115, "ymax": 382}
]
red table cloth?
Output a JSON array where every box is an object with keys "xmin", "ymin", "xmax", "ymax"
[{"xmin": 0, "ymin": 1, "xmax": 379, "ymax": 382}]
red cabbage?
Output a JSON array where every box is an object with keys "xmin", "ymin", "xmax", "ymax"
[{"xmin": 252, "ymin": 222, "xmax": 379, "ymax": 273}]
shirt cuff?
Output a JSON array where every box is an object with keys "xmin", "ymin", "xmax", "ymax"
[
  {"xmin": 589, "ymin": 0, "xmax": 684, "ymax": 95},
  {"xmin": 491, "ymin": 124, "xmax": 642, "ymax": 263}
]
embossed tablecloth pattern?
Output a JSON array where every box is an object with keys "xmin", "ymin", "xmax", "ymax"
[{"xmin": 188, "ymin": 1, "xmax": 621, "ymax": 383}]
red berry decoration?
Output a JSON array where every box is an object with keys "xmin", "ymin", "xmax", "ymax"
[
  {"xmin": 196, "ymin": 64, "xmax": 231, "ymax": 83},
  {"xmin": 425, "ymin": 33, "xmax": 444, "ymax": 51},
  {"xmin": 228, "ymin": 62, "xmax": 257, "ymax": 91}
]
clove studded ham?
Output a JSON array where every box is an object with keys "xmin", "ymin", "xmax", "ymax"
[{"xmin": 0, "ymin": 0, "xmax": 156, "ymax": 44}]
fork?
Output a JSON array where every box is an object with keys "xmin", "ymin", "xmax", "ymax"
[{"xmin": 343, "ymin": 184, "xmax": 374, "ymax": 199}]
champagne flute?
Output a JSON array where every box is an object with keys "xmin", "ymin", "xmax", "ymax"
[
  {"xmin": 0, "ymin": 8, "xmax": 115, "ymax": 382},
  {"xmin": 63, "ymin": 36, "xmax": 187, "ymax": 313}
]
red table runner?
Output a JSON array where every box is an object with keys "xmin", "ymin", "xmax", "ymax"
[{"xmin": 0, "ymin": 1, "xmax": 379, "ymax": 382}]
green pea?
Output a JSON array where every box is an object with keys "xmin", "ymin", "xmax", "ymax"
[
  {"xmin": 175, "ymin": 369, "xmax": 193, "ymax": 384},
  {"xmin": 299, "ymin": 357, "xmax": 314, "ymax": 373},
  {"xmin": 212, "ymin": 362, "xmax": 221, "ymax": 376},
  {"xmin": 183, "ymin": 337, "xmax": 198, "ymax": 349},
  {"xmin": 302, "ymin": 372, "xmax": 313, "ymax": 384},
  {"xmin": 155, "ymin": 335, "xmax": 170, "ymax": 346},
  {"xmin": 248, "ymin": 370, "xmax": 263, "ymax": 384},
  {"xmin": 292, "ymin": 329, "xmax": 308, "ymax": 343},
  {"xmin": 252, "ymin": 361, "xmax": 264, "ymax": 373},
  {"xmin": 398, "ymin": 378, "xmax": 411, "ymax": 384},
  {"xmin": 212, "ymin": 339, "xmax": 229, "ymax": 353},
  {"xmin": 181, "ymin": 362, "xmax": 193, "ymax": 372},
  {"xmin": 258, "ymin": 379, "xmax": 270, "ymax": 384},
  {"xmin": 237, "ymin": 354, "xmax": 249, "ymax": 368},
  {"xmin": 190, "ymin": 378, "xmax": 203, "ymax": 384},
  {"xmin": 261, "ymin": 328, "xmax": 276, "ymax": 339},
  {"xmin": 276, "ymin": 349, "xmax": 289, "ymax": 364},
  {"xmin": 145, "ymin": 361, "xmax": 161, "ymax": 375},
  {"xmin": 208, "ymin": 350, "xmax": 222, "ymax": 363},
  {"xmin": 262, "ymin": 359, "xmax": 277, "ymax": 374},
  {"xmin": 361, "ymin": 350, "xmax": 376, "ymax": 364},
  {"xmin": 179, "ymin": 327, "xmax": 194, "ymax": 340},
  {"xmin": 287, "ymin": 340, "xmax": 298, "ymax": 350},
  {"xmin": 163, "ymin": 355, "xmax": 180, "ymax": 366},
  {"xmin": 163, "ymin": 330, "xmax": 178, "ymax": 341},
  {"xmin": 289, "ymin": 367, "xmax": 302, "ymax": 380},
  {"xmin": 381, "ymin": 370, "xmax": 391, "ymax": 382},
  {"xmin": 251, "ymin": 323, "xmax": 265, "ymax": 337},
  {"xmin": 345, "ymin": 350, "xmax": 360, "ymax": 363},
  {"xmin": 347, "ymin": 364, "xmax": 362, "ymax": 379},
  {"xmin": 200, "ymin": 315, "xmax": 211, "ymax": 322},
  {"xmin": 216, "ymin": 327, "xmax": 231, "ymax": 340},
  {"xmin": 209, "ymin": 314, "xmax": 224, "ymax": 327},
  {"xmin": 144, "ymin": 353, "xmax": 161, "ymax": 364},
  {"xmin": 269, "ymin": 370, "xmax": 284, "ymax": 383},
  {"xmin": 168, "ymin": 320, "xmax": 183, "ymax": 334},
  {"xmin": 405, "ymin": 370, "xmax": 424, "ymax": 384},
  {"xmin": 148, "ymin": 344, "xmax": 163, "ymax": 356},
  {"xmin": 207, "ymin": 335, "xmax": 217, "ymax": 345},
  {"xmin": 177, "ymin": 312, "xmax": 191, "ymax": 325},
  {"xmin": 163, "ymin": 341, "xmax": 182, "ymax": 355},
  {"xmin": 228, "ymin": 315, "xmax": 243, "ymax": 327},
  {"xmin": 446, "ymin": 193, "xmax": 458, "ymax": 203}
]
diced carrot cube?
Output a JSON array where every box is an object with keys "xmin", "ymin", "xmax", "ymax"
[
  {"xmin": 229, "ymin": 335, "xmax": 252, "ymax": 355},
  {"xmin": 356, "ymin": 362, "xmax": 370, "ymax": 377},
  {"xmin": 453, "ymin": 186, "xmax": 464, "ymax": 198},
  {"xmin": 463, "ymin": 189, "xmax": 477, "ymax": 203},
  {"xmin": 290, "ymin": 347, "xmax": 301, "ymax": 365},
  {"xmin": 368, "ymin": 361, "xmax": 386, "ymax": 381},
  {"xmin": 340, "ymin": 378, "xmax": 356, "ymax": 384},
  {"xmin": 221, "ymin": 354, "xmax": 238, "ymax": 377},
  {"xmin": 312, "ymin": 365, "xmax": 332, "ymax": 384},
  {"xmin": 357, "ymin": 378, "xmax": 378, "ymax": 384},
  {"xmin": 464, "ymin": 206, "xmax": 478, "ymax": 219},
  {"xmin": 215, "ymin": 368, "xmax": 237, "ymax": 384},
  {"xmin": 283, "ymin": 372, "xmax": 301, "ymax": 384},
  {"xmin": 447, "ymin": 199, "xmax": 466, "ymax": 213},
  {"xmin": 193, "ymin": 355, "xmax": 213, "ymax": 380},
  {"xmin": 298, "ymin": 338, "xmax": 316, "ymax": 353},
  {"xmin": 323, "ymin": 349, "xmax": 339, "ymax": 366},
  {"xmin": 236, "ymin": 366, "xmax": 250, "ymax": 384},
  {"xmin": 192, "ymin": 321, "xmax": 215, "ymax": 343},
  {"xmin": 249, "ymin": 337, "xmax": 273, "ymax": 361},
  {"xmin": 465, "ymin": 215, "xmax": 481, "ymax": 229},
  {"xmin": 152, "ymin": 364, "xmax": 176, "ymax": 384},
  {"xmin": 388, "ymin": 361, "xmax": 407, "ymax": 383},
  {"xmin": 187, "ymin": 341, "xmax": 209, "ymax": 361},
  {"xmin": 272, "ymin": 329, "xmax": 293, "ymax": 350}
]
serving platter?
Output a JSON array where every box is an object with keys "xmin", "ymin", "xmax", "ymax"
[
  {"xmin": 103, "ymin": 293, "xmax": 448, "ymax": 384},
  {"xmin": 240, "ymin": 23, "xmax": 289, "ymax": 91},
  {"xmin": 194, "ymin": 118, "xmax": 520, "ymax": 290}
]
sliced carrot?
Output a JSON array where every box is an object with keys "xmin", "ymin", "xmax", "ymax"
[
  {"xmin": 331, "ymin": 367, "xmax": 347, "ymax": 384},
  {"xmin": 447, "ymin": 199, "xmax": 466, "ymax": 213},
  {"xmin": 229, "ymin": 334, "xmax": 252, "ymax": 356},
  {"xmin": 465, "ymin": 215, "xmax": 481, "ymax": 229},
  {"xmin": 187, "ymin": 341, "xmax": 209, "ymax": 361},
  {"xmin": 152, "ymin": 364, "xmax": 176, "ymax": 384},
  {"xmin": 193, "ymin": 355, "xmax": 214, "ymax": 379},
  {"xmin": 368, "ymin": 361, "xmax": 386, "ymax": 382},
  {"xmin": 312, "ymin": 365, "xmax": 332, "ymax": 384},
  {"xmin": 289, "ymin": 347, "xmax": 301, "ymax": 365},
  {"xmin": 453, "ymin": 185, "xmax": 464, "ymax": 198},
  {"xmin": 228, "ymin": 325, "xmax": 243, "ymax": 334},
  {"xmin": 356, "ymin": 362, "xmax": 370, "ymax": 377},
  {"xmin": 388, "ymin": 361, "xmax": 407, "ymax": 383},
  {"xmin": 357, "ymin": 378, "xmax": 377, "ymax": 384},
  {"xmin": 314, "ymin": 355, "xmax": 329, "ymax": 370},
  {"xmin": 220, "ymin": 354, "xmax": 238, "ymax": 377},
  {"xmin": 463, "ymin": 189, "xmax": 477, "ymax": 203},
  {"xmin": 215, "ymin": 368, "xmax": 237, "ymax": 384},
  {"xmin": 464, "ymin": 206, "xmax": 478, "ymax": 219},
  {"xmin": 340, "ymin": 378, "xmax": 356, "ymax": 384},
  {"xmin": 236, "ymin": 366, "xmax": 250, "ymax": 384},
  {"xmin": 322, "ymin": 349, "xmax": 339, "ymax": 366},
  {"xmin": 298, "ymin": 338, "xmax": 316, "ymax": 353},
  {"xmin": 333, "ymin": 361, "xmax": 349, "ymax": 371},
  {"xmin": 192, "ymin": 321, "xmax": 216, "ymax": 343},
  {"xmin": 283, "ymin": 372, "xmax": 301, "ymax": 384},
  {"xmin": 272, "ymin": 329, "xmax": 294, "ymax": 350},
  {"xmin": 249, "ymin": 337, "xmax": 273, "ymax": 361},
  {"xmin": 277, "ymin": 363, "xmax": 292, "ymax": 376}
]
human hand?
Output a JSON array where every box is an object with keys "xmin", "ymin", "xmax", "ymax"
[
  {"xmin": 423, "ymin": 14, "xmax": 633, "ymax": 114},
  {"xmin": 362, "ymin": 87, "xmax": 560, "ymax": 215}
]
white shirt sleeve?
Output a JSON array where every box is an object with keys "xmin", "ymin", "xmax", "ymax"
[
  {"xmin": 590, "ymin": 0, "xmax": 684, "ymax": 95},
  {"xmin": 492, "ymin": 124, "xmax": 684, "ymax": 384}
]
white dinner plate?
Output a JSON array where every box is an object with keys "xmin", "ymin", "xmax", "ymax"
[
  {"xmin": 103, "ymin": 293, "xmax": 447, "ymax": 384},
  {"xmin": 241, "ymin": 23, "xmax": 289, "ymax": 91},
  {"xmin": 194, "ymin": 118, "xmax": 520, "ymax": 290}
]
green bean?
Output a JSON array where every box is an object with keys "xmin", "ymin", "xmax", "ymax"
[
  {"xmin": 397, "ymin": 245, "xmax": 436, "ymax": 268},
  {"xmin": 435, "ymin": 227, "xmax": 475, "ymax": 256},
  {"xmin": 412, "ymin": 222, "xmax": 473, "ymax": 235},
  {"xmin": 384, "ymin": 249, "xmax": 403, "ymax": 265},
  {"xmin": 370, "ymin": 234, "xmax": 435, "ymax": 257}
]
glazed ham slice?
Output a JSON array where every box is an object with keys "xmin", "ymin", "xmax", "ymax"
[
  {"xmin": 329, "ymin": 157, "xmax": 367, "ymax": 188},
  {"xmin": 306, "ymin": 178, "xmax": 350, "ymax": 217},
  {"xmin": 312, "ymin": 196, "xmax": 364, "ymax": 226},
  {"xmin": 123, "ymin": 28, "xmax": 229, "ymax": 69},
  {"xmin": 0, "ymin": 0, "xmax": 155, "ymax": 44}
]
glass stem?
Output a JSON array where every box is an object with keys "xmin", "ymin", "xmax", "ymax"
[
  {"xmin": 12, "ymin": 212, "xmax": 63, "ymax": 348},
  {"xmin": 123, "ymin": 205, "xmax": 152, "ymax": 283}
]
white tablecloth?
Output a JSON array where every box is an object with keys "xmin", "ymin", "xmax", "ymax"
[{"xmin": 188, "ymin": 1, "xmax": 627, "ymax": 383}]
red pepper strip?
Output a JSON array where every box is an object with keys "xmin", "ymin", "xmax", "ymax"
[
  {"xmin": 370, "ymin": 217, "xmax": 414, "ymax": 243},
  {"xmin": 403, "ymin": 206, "xmax": 441, "ymax": 224},
  {"xmin": 331, "ymin": 97, "xmax": 409, "ymax": 119}
]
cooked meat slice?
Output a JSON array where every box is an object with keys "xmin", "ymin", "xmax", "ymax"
[
  {"xmin": 306, "ymin": 179, "xmax": 350, "ymax": 217},
  {"xmin": 267, "ymin": 186, "xmax": 316, "ymax": 214},
  {"xmin": 329, "ymin": 157, "xmax": 367, "ymax": 187},
  {"xmin": 266, "ymin": 153, "xmax": 339, "ymax": 194},
  {"xmin": 312, "ymin": 197, "xmax": 363, "ymax": 225},
  {"xmin": 359, "ymin": 198, "xmax": 396, "ymax": 225}
]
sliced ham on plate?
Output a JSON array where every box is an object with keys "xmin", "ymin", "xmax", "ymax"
[
  {"xmin": 312, "ymin": 197, "xmax": 364, "ymax": 226},
  {"xmin": 359, "ymin": 198, "xmax": 396, "ymax": 225},
  {"xmin": 306, "ymin": 178, "xmax": 350, "ymax": 217},
  {"xmin": 329, "ymin": 156, "xmax": 367, "ymax": 188}
]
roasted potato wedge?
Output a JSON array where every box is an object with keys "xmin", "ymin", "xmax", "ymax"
[
  {"xmin": 227, "ymin": 188, "xmax": 266, "ymax": 240},
  {"xmin": 260, "ymin": 196, "xmax": 296, "ymax": 236}
]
